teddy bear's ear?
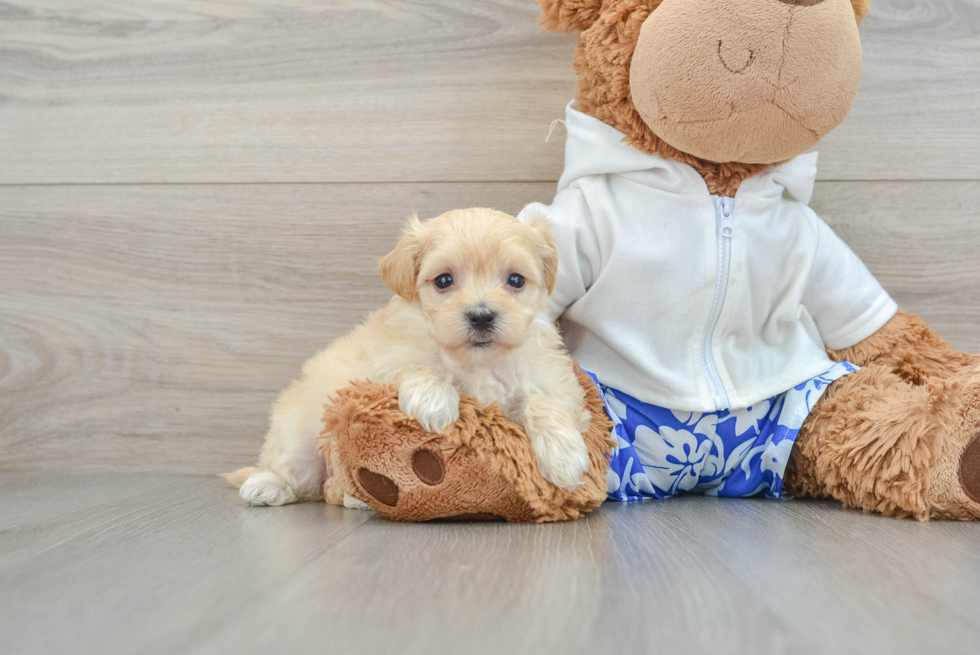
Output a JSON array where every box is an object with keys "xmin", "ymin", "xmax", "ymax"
[
  {"xmin": 378, "ymin": 214, "xmax": 425, "ymax": 301},
  {"xmin": 537, "ymin": 0, "xmax": 604, "ymax": 33},
  {"xmin": 851, "ymin": 0, "xmax": 871, "ymax": 25}
]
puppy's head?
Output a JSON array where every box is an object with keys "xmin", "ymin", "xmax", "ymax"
[{"xmin": 379, "ymin": 207, "xmax": 558, "ymax": 364}]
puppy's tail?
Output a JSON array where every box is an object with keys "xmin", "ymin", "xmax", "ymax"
[{"xmin": 220, "ymin": 466, "xmax": 260, "ymax": 489}]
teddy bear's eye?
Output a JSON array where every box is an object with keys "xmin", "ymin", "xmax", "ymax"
[
  {"xmin": 507, "ymin": 274, "xmax": 525, "ymax": 289},
  {"xmin": 434, "ymin": 273, "xmax": 454, "ymax": 290}
]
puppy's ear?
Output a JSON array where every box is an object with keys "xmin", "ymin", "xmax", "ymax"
[
  {"xmin": 526, "ymin": 213, "xmax": 559, "ymax": 294},
  {"xmin": 379, "ymin": 214, "xmax": 425, "ymax": 301},
  {"xmin": 537, "ymin": 0, "xmax": 603, "ymax": 33},
  {"xmin": 850, "ymin": 0, "xmax": 871, "ymax": 25}
]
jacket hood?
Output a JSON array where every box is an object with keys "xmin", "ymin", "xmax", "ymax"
[{"xmin": 557, "ymin": 101, "xmax": 819, "ymax": 205}]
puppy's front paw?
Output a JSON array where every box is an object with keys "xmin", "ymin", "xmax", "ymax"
[
  {"xmin": 528, "ymin": 426, "xmax": 590, "ymax": 490},
  {"xmin": 398, "ymin": 377, "xmax": 460, "ymax": 433},
  {"xmin": 521, "ymin": 395, "xmax": 591, "ymax": 489}
]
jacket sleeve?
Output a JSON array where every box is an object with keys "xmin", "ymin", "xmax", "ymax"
[
  {"xmin": 517, "ymin": 188, "xmax": 601, "ymax": 320},
  {"xmin": 801, "ymin": 210, "xmax": 898, "ymax": 351}
]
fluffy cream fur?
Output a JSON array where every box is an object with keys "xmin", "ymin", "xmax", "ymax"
[{"xmin": 224, "ymin": 208, "xmax": 591, "ymax": 505}]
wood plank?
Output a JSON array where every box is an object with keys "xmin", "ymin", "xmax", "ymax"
[
  {"xmin": 1, "ymin": 474, "xmax": 978, "ymax": 655},
  {"xmin": 0, "ymin": 0, "xmax": 574, "ymax": 184},
  {"xmin": 1, "ymin": 180, "xmax": 979, "ymax": 475},
  {"xmin": 193, "ymin": 497, "xmax": 792, "ymax": 655},
  {"xmin": 812, "ymin": 180, "xmax": 980, "ymax": 352},
  {"xmin": 0, "ymin": 0, "xmax": 978, "ymax": 184},
  {"xmin": 650, "ymin": 497, "xmax": 980, "ymax": 653},
  {"xmin": 0, "ymin": 474, "xmax": 376, "ymax": 655},
  {"xmin": 823, "ymin": 0, "xmax": 980, "ymax": 180}
]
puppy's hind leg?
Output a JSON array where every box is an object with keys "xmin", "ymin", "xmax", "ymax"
[
  {"xmin": 239, "ymin": 469, "xmax": 299, "ymax": 507},
  {"xmin": 221, "ymin": 466, "xmax": 295, "ymax": 505},
  {"xmin": 221, "ymin": 466, "xmax": 299, "ymax": 506},
  {"xmin": 221, "ymin": 466, "xmax": 294, "ymax": 505},
  {"xmin": 237, "ymin": 379, "xmax": 328, "ymax": 506}
]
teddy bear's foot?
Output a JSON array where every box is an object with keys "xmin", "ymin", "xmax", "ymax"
[
  {"xmin": 350, "ymin": 445, "xmax": 533, "ymax": 522},
  {"xmin": 926, "ymin": 369, "xmax": 980, "ymax": 520},
  {"xmin": 959, "ymin": 434, "xmax": 980, "ymax": 504},
  {"xmin": 319, "ymin": 371, "xmax": 615, "ymax": 523},
  {"xmin": 787, "ymin": 361, "xmax": 980, "ymax": 521}
]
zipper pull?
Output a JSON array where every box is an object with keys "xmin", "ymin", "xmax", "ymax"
[{"xmin": 720, "ymin": 197, "xmax": 735, "ymax": 238}]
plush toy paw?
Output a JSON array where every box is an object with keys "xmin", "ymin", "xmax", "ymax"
[
  {"xmin": 318, "ymin": 369, "xmax": 616, "ymax": 522},
  {"xmin": 324, "ymin": 395, "xmax": 538, "ymax": 521}
]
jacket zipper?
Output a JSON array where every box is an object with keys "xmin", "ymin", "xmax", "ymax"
[{"xmin": 701, "ymin": 196, "xmax": 735, "ymax": 410}]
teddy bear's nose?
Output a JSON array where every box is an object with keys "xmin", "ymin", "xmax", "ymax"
[{"xmin": 775, "ymin": 0, "xmax": 826, "ymax": 6}]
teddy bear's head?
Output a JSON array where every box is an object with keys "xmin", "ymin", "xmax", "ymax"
[{"xmin": 539, "ymin": 0, "xmax": 870, "ymax": 192}]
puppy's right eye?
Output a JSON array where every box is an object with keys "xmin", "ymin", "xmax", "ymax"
[{"xmin": 434, "ymin": 273, "xmax": 454, "ymax": 290}]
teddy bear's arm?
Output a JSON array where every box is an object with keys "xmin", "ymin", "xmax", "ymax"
[{"xmin": 827, "ymin": 309, "xmax": 977, "ymax": 379}]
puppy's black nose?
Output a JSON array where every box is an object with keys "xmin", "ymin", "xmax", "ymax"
[{"xmin": 466, "ymin": 308, "xmax": 498, "ymax": 332}]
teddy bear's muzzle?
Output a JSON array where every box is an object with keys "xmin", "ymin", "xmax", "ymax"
[{"xmin": 629, "ymin": 0, "xmax": 862, "ymax": 164}]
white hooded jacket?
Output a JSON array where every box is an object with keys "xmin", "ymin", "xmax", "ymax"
[{"xmin": 519, "ymin": 102, "xmax": 897, "ymax": 412}]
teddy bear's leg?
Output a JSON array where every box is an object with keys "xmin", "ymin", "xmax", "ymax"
[
  {"xmin": 328, "ymin": 405, "xmax": 540, "ymax": 522},
  {"xmin": 786, "ymin": 312, "xmax": 980, "ymax": 520}
]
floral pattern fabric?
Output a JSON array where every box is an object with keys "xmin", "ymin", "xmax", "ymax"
[{"xmin": 588, "ymin": 361, "xmax": 858, "ymax": 501}]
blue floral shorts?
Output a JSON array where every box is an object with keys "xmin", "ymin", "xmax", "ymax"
[{"xmin": 588, "ymin": 361, "xmax": 858, "ymax": 501}]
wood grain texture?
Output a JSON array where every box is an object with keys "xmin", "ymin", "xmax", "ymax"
[
  {"xmin": 0, "ymin": 183, "xmax": 555, "ymax": 474},
  {"xmin": 1, "ymin": 0, "xmax": 979, "ymax": 184},
  {"xmin": 1, "ymin": 474, "xmax": 979, "ymax": 655},
  {"xmin": 812, "ymin": 180, "xmax": 980, "ymax": 351},
  {"xmin": 1, "ymin": 181, "xmax": 979, "ymax": 475}
]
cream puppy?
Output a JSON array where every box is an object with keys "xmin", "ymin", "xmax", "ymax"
[{"xmin": 225, "ymin": 208, "xmax": 591, "ymax": 506}]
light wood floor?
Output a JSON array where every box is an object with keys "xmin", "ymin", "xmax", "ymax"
[
  {"xmin": 3, "ymin": 474, "xmax": 980, "ymax": 655},
  {"xmin": 2, "ymin": 1, "xmax": 980, "ymax": 653}
]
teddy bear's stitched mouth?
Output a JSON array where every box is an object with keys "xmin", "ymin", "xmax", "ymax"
[
  {"xmin": 717, "ymin": 40, "xmax": 755, "ymax": 74},
  {"xmin": 657, "ymin": 97, "xmax": 817, "ymax": 140}
]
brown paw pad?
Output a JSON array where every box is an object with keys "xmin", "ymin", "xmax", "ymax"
[
  {"xmin": 356, "ymin": 468, "xmax": 399, "ymax": 506},
  {"xmin": 959, "ymin": 432, "xmax": 980, "ymax": 504},
  {"xmin": 412, "ymin": 449, "xmax": 445, "ymax": 486}
]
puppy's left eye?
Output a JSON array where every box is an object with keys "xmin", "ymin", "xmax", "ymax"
[
  {"xmin": 434, "ymin": 273, "xmax": 454, "ymax": 290},
  {"xmin": 507, "ymin": 274, "xmax": 525, "ymax": 289}
]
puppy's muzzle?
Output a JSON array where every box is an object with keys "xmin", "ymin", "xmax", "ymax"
[{"xmin": 465, "ymin": 308, "xmax": 498, "ymax": 334}]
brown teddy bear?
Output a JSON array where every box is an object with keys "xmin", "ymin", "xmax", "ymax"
[{"xmin": 327, "ymin": 0, "xmax": 980, "ymax": 521}]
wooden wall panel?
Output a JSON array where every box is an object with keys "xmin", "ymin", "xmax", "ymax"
[
  {"xmin": 2, "ymin": 180, "xmax": 978, "ymax": 473},
  {"xmin": 0, "ymin": 0, "xmax": 978, "ymax": 184}
]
